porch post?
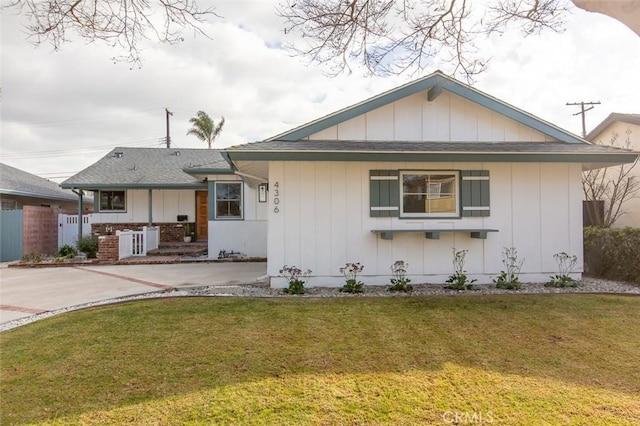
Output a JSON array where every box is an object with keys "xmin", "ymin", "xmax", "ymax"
[
  {"xmin": 148, "ymin": 189, "xmax": 153, "ymax": 226},
  {"xmin": 73, "ymin": 189, "xmax": 83, "ymax": 247}
]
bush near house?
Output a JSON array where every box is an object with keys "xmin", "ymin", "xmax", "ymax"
[
  {"xmin": 584, "ymin": 227, "xmax": 640, "ymax": 284},
  {"xmin": 77, "ymin": 235, "xmax": 99, "ymax": 259}
]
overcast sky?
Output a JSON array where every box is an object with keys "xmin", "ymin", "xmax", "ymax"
[{"xmin": 1, "ymin": 0, "xmax": 639, "ymax": 183}]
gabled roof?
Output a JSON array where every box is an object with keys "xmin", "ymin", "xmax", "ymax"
[
  {"xmin": 61, "ymin": 147, "xmax": 233, "ymax": 190},
  {"xmin": 267, "ymin": 70, "xmax": 586, "ymax": 144},
  {"xmin": 586, "ymin": 113, "xmax": 640, "ymax": 141},
  {"xmin": 0, "ymin": 163, "xmax": 86, "ymax": 202}
]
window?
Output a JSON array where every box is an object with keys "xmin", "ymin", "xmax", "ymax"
[
  {"xmin": 215, "ymin": 182, "xmax": 242, "ymax": 219},
  {"xmin": 369, "ymin": 169, "xmax": 490, "ymax": 218},
  {"xmin": 401, "ymin": 171, "xmax": 458, "ymax": 217},
  {"xmin": 99, "ymin": 190, "xmax": 126, "ymax": 212},
  {"xmin": 1, "ymin": 199, "xmax": 17, "ymax": 210}
]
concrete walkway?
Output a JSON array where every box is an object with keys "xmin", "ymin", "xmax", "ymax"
[{"xmin": 0, "ymin": 262, "xmax": 267, "ymax": 324}]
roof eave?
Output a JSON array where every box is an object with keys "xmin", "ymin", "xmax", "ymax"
[
  {"xmin": 60, "ymin": 183, "xmax": 208, "ymax": 190},
  {"xmin": 183, "ymin": 167, "xmax": 234, "ymax": 175},
  {"xmin": 226, "ymin": 150, "xmax": 638, "ymax": 165}
]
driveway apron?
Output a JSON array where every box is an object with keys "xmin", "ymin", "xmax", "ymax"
[{"xmin": 0, "ymin": 262, "xmax": 267, "ymax": 324}]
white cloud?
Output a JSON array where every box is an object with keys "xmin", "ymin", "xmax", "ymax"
[{"xmin": 1, "ymin": 0, "xmax": 638, "ymax": 182}]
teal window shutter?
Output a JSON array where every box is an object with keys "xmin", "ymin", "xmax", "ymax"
[
  {"xmin": 370, "ymin": 170, "xmax": 399, "ymax": 217},
  {"xmin": 461, "ymin": 171, "xmax": 490, "ymax": 217}
]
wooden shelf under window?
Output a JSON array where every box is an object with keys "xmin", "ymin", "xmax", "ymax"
[{"xmin": 371, "ymin": 229, "xmax": 499, "ymax": 240}]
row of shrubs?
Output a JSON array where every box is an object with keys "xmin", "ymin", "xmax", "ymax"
[
  {"xmin": 584, "ymin": 226, "xmax": 640, "ymax": 284},
  {"xmin": 23, "ymin": 235, "xmax": 99, "ymax": 263}
]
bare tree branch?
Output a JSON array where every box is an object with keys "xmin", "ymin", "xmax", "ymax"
[
  {"xmin": 277, "ymin": 0, "xmax": 570, "ymax": 80},
  {"xmin": 6, "ymin": 0, "xmax": 218, "ymax": 66},
  {"xmin": 583, "ymin": 128, "xmax": 640, "ymax": 227}
]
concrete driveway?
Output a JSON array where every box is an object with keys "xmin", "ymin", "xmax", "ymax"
[{"xmin": 0, "ymin": 262, "xmax": 267, "ymax": 324}]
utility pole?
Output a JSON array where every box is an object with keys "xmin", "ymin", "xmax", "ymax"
[
  {"xmin": 566, "ymin": 101, "xmax": 600, "ymax": 138},
  {"xmin": 165, "ymin": 108, "xmax": 173, "ymax": 148}
]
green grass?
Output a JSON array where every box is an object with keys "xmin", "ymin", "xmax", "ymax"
[{"xmin": 1, "ymin": 295, "xmax": 639, "ymax": 425}]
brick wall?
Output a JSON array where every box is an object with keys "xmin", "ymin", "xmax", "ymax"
[
  {"xmin": 97, "ymin": 235, "xmax": 119, "ymax": 261},
  {"xmin": 92, "ymin": 222, "xmax": 195, "ymax": 242},
  {"xmin": 22, "ymin": 206, "xmax": 59, "ymax": 256}
]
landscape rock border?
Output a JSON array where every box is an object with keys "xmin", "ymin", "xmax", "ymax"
[{"xmin": 1, "ymin": 277, "xmax": 637, "ymax": 332}]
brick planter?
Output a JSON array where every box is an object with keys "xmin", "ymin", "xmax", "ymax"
[
  {"xmin": 92, "ymin": 222, "xmax": 195, "ymax": 242},
  {"xmin": 97, "ymin": 235, "xmax": 119, "ymax": 262}
]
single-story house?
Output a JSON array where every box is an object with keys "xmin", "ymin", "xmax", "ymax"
[
  {"xmin": 60, "ymin": 148, "xmax": 267, "ymax": 258},
  {"xmin": 224, "ymin": 71, "xmax": 639, "ymax": 287},
  {"xmin": 585, "ymin": 113, "xmax": 640, "ymax": 227},
  {"xmin": 0, "ymin": 163, "xmax": 93, "ymax": 261},
  {"xmin": 0, "ymin": 163, "xmax": 90, "ymax": 211}
]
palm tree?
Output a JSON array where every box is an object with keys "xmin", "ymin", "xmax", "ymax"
[{"xmin": 186, "ymin": 111, "xmax": 225, "ymax": 149}]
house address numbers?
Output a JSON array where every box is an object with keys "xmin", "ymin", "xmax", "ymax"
[{"xmin": 273, "ymin": 181, "xmax": 280, "ymax": 213}]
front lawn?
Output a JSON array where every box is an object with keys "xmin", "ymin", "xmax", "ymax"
[{"xmin": 1, "ymin": 294, "xmax": 639, "ymax": 425}]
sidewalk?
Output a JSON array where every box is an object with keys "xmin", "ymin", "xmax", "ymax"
[{"xmin": 0, "ymin": 262, "xmax": 268, "ymax": 324}]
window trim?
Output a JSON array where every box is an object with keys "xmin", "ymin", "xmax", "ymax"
[
  {"xmin": 399, "ymin": 170, "xmax": 460, "ymax": 218},
  {"xmin": 98, "ymin": 190, "xmax": 126, "ymax": 212},
  {"xmin": 214, "ymin": 181, "xmax": 243, "ymax": 220}
]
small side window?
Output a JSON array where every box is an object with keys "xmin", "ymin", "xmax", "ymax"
[
  {"xmin": 99, "ymin": 190, "xmax": 126, "ymax": 212},
  {"xmin": 215, "ymin": 182, "xmax": 243, "ymax": 219}
]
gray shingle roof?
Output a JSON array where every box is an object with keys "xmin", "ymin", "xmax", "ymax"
[
  {"xmin": 0, "ymin": 163, "xmax": 82, "ymax": 202},
  {"xmin": 228, "ymin": 140, "xmax": 635, "ymax": 154},
  {"xmin": 226, "ymin": 140, "xmax": 638, "ymax": 167},
  {"xmin": 61, "ymin": 148, "xmax": 232, "ymax": 189}
]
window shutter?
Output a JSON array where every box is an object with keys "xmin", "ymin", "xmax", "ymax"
[
  {"xmin": 370, "ymin": 170, "xmax": 399, "ymax": 217},
  {"xmin": 461, "ymin": 171, "xmax": 490, "ymax": 217}
]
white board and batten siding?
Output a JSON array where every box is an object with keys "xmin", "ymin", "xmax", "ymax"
[
  {"xmin": 208, "ymin": 183, "xmax": 268, "ymax": 258},
  {"xmin": 267, "ymin": 161, "xmax": 584, "ymax": 287},
  {"xmin": 308, "ymin": 90, "xmax": 553, "ymax": 143}
]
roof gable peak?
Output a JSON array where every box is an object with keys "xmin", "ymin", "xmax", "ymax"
[{"xmin": 268, "ymin": 70, "xmax": 585, "ymax": 145}]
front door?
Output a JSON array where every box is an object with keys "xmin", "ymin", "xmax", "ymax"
[{"xmin": 196, "ymin": 191, "xmax": 208, "ymax": 241}]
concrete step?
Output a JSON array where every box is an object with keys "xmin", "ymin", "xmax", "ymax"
[{"xmin": 148, "ymin": 242, "xmax": 208, "ymax": 256}]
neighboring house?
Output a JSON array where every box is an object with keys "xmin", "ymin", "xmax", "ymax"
[
  {"xmin": 225, "ymin": 71, "xmax": 638, "ymax": 287},
  {"xmin": 585, "ymin": 113, "xmax": 640, "ymax": 227},
  {"xmin": 0, "ymin": 163, "xmax": 87, "ymax": 211},
  {"xmin": 0, "ymin": 163, "xmax": 93, "ymax": 261},
  {"xmin": 61, "ymin": 148, "xmax": 267, "ymax": 258}
]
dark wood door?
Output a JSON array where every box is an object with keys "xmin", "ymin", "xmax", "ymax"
[{"xmin": 196, "ymin": 191, "xmax": 208, "ymax": 241}]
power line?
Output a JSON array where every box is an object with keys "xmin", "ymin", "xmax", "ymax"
[
  {"xmin": 0, "ymin": 138, "xmax": 164, "ymax": 159},
  {"xmin": 0, "ymin": 108, "xmax": 162, "ymax": 129}
]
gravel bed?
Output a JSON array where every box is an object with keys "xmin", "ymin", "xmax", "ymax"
[{"xmin": 2, "ymin": 277, "xmax": 637, "ymax": 332}]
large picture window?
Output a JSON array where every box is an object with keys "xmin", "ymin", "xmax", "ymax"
[
  {"xmin": 99, "ymin": 190, "xmax": 126, "ymax": 212},
  {"xmin": 401, "ymin": 171, "xmax": 458, "ymax": 217},
  {"xmin": 215, "ymin": 182, "xmax": 242, "ymax": 219}
]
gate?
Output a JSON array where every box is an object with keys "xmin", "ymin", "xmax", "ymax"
[
  {"xmin": 58, "ymin": 214, "xmax": 94, "ymax": 248},
  {"xmin": 117, "ymin": 226, "xmax": 159, "ymax": 260},
  {"xmin": 0, "ymin": 210, "xmax": 23, "ymax": 261}
]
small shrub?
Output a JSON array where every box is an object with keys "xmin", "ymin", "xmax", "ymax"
[
  {"xmin": 21, "ymin": 253, "xmax": 43, "ymax": 263},
  {"xmin": 339, "ymin": 262, "xmax": 365, "ymax": 293},
  {"xmin": 280, "ymin": 265, "xmax": 311, "ymax": 295},
  {"xmin": 55, "ymin": 244, "xmax": 78, "ymax": 259},
  {"xmin": 389, "ymin": 260, "xmax": 412, "ymax": 292},
  {"xmin": 493, "ymin": 247, "xmax": 524, "ymax": 290},
  {"xmin": 584, "ymin": 226, "xmax": 640, "ymax": 284},
  {"xmin": 546, "ymin": 252, "xmax": 579, "ymax": 288},
  {"xmin": 445, "ymin": 248, "xmax": 476, "ymax": 290},
  {"xmin": 77, "ymin": 235, "xmax": 99, "ymax": 259}
]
